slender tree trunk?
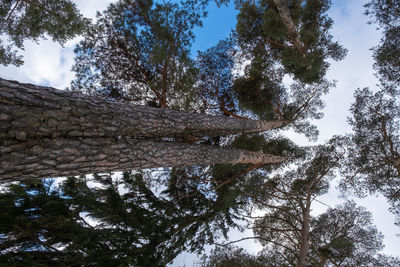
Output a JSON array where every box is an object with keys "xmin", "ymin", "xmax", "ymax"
[
  {"xmin": 0, "ymin": 137, "xmax": 285, "ymax": 181},
  {"xmin": 0, "ymin": 78, "xmax": 285, "ymax": 141},
  {"xmin": 297, "ymin": 203, "xmax": 311, "ymax": 267},
  {"xmin": 272, "ymin": 0, "xmax": 303, "ymax": 50}
]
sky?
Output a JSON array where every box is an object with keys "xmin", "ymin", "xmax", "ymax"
[{"xmin": 1, "ymin": 0, "xmax": 399, "ymax": 266}]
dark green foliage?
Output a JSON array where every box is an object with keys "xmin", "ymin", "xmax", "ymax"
[
  {"xmin": 340, "ymin": 88, "xmax": 400, "ymax": 224},
  {"xmin": 364, "ymin": 0, "xmax": 400, "ymax": 29},
  {"xmin": 71, "ymin": 0, "xmax": 206, "ymax": 109},
  {"xmin": 235, "ymin": 0, "xmax": 347, "ymax": 83},
  {"xmin": 200, "ymin": 201, "xmax": 399, "ymax": 266},
  {"xmin": 0, "ymin": 169, "xmax": 251, "ymax": 266},
  {"xmin": 310, "ymin": 201, "xmax": 395, "ymax": 266},
  {"xmin": 0, "ymin": 0, "xmax": 89, "ymax": 66},
  {"xmin": 196, "ymin": 38, "xmax": 239, "ymax": 115},
  {"xmin": 365, "ymin": 0, "xmax": 400, "ymax": 88},
  {"xmin": 198, "ymin": 245, "xmax": 270, "ymax": 267},
  {"xmin": 373, "ymin": 26, "xmax": 400, "ymax": 87}
]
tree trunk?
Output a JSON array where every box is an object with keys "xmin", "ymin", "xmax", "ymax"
[
  {"xmin": 272, "ymin": 0, "xmax": 303, "ymax": 50},
  {"xmin": 0, "ymin": 78, "xmax": 285, "ymax": 141},
  {"xmin": 297, "ymin": 203, "xmax": 311, "ymax": 267},
  {"xmin": 0, "ymin": 137, "xmax": 285, "ymax": 181},
  {"xmin": 0, "ymin": 78, "xmax": 286, "ymax": 181}
]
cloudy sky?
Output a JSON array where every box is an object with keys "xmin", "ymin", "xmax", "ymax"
[{"xmin": 1, "ymin": 0, "xmax": 399, "ymax": 266}]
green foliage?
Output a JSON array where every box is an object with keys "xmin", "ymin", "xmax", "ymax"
[
  {"xmin": 0, "ymin": 0, "xmax": 89, "ymax": 66},
  {"xmin": 71, "ymin": 0, "xmax": 206, "ymax": 110},
  {"xmin": 310, "ymin": 201, "xmax": 392, "ymax": 266},
  {"xmin": 365, "ymin": 0, "xmax": 400, "ymax": 89},
  {"xmin": 198, "ymin": 245, "xmax": 270, "ymax": 267},
  {"xmin": 235, "ymin": 0, "xmax": 347, "ymax": 83},
  {"xmin": 196, "ymin": 38, "xmax": 238, "ymax": 115},
  {"xmin": 340, "ymin": 87, "xmax": 400, "ymax": 210},
  {"xmin": 0, "ymin": 169, "xmax": 251, "ymax": 266}
]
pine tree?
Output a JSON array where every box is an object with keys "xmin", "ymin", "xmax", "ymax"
[
  {"xmin": 201, "ymin": 202, "xmax": 400, "ymax": 267},
  {"xmin": 340, "ymin": 87, "xmax": 400, "ymax": 224},
  {"xmin": 0, "ymin": 78, "xmax": 286, "ymax": 181},
  {"xmin": 248, "ymin": 138, "xmax": 344, "ymax": 266},
  {"xmin": 235, "ymin": 0, "xmax": 347, "ymax": 83},
  {"xmin": 71, "ymin": 0, "xmax": 208, "ymax": 109},
  {"xmin": 340, "ymin": 0, "xmax": 400, "ymax": 226},
  {"xmin": 365, "ymin": 0, "xmax": 400, "ymax": 88},
  {"xmin": 0, "ymin": 0, "xmax": 89, "ymax": 66}
]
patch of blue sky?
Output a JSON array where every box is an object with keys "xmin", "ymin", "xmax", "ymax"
[{"xmin": 191, "ymin": 1, "xmax": 237, "ymax": 56}]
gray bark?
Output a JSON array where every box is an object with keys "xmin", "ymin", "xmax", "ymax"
[
  {"xmin": 0, "ymin": 137, "xmax": 285, "ymax": 181},
  {"xmin": 0, "ymin": 78, "xmax": 286, "ymax": 181},
  {"xmin": 0, "ymin": 78, "xmax": 285, "ymax": 141},
  {"xmin": 273, "ymin": 0, "xmax": 303, "ymax": 50}
]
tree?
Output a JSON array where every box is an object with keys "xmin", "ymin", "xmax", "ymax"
[
  {"xmin": 365, "ymin": 0, "xmax": 400, "ymax": 89},
  {"xmin": 0, "ymin": 169, "xmax": 261, "ymax": 266},
  {"xmin": 310, "ymin": 201, "xmax": 400, "ymax": 266},
  {"xmin": 235, "ymin": 0, "xmax": 347, "ymax": 83},
  {"xmin": 71, "ymin": 0, "xmax": 208, "ymax": 109},
  {"xmin": 0, "ymin": 0, "xmax": 89, "ymax": 66},
  {"xmin": 204, "ymin": 202, "xmax": 400, "ymax": 267},
  {"xmin": 197, "ymin": 245, "xmax": 269, "ymax": 267},
  {"xmin": 248, "ymin": 139, "xmax": 344, "ymax": 266},
  {"xmin": 339, "ymin": 87, "xmax": 400, "ymax": 224},
  {"xmin": 0, "ymin": 78, "xmax": 286, "ymax": 181}
]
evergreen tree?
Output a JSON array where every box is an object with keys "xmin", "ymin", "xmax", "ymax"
[
  {"xmin": 310, "ymin": 201, "xmax": 400, "ymax": 266},
  {"xmin": 71, "ymin": 0, "xmax": 207, "ymax": 109},
  {"xmin": 200, "ymin": 202, "xmax": 400, "ymax": 267},
  {"xmin": 340, "ymin": 87, "xmax": 400, "ymax": 224},
  {"xmin": 0, "ymin": 78, "xmax": 286, "ymax": 181},
  {"xmin": 0, "ymin": 170, "xmax": 266, "ymax": 266},
  {"xmin": 365, "ymin": 0, "xmax": 400, "ymax": 88},
  {"xmin": 0, "ymin": 0, "xmax": 89, "ymax": 66},
  {"xmin": 248, "ymin": 138, "xmax": 344, "ymax": 266},
  {"xmin": 235, "ymin": 0, "xmax": 347, "ymax": 83}
]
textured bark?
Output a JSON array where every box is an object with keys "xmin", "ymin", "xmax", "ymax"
[
  {"xmin": 297, "ymin": 203, "xmax": 311, "ymax": 267},
  {"xmin": 0, "ymin": 78, "xmax": 285, "ymax": 141},
  {"xmin": 0, "ymin": 137, "xmax": 285, "ymax": 181},
  {"xmin": 0, "ymin": 78, "xmax": 286, "ymax": 181},
  {"xmin": 273, "ymin": 0, "xmax": 303, "ymax": 50}
]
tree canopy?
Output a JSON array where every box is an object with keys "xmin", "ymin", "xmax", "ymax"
[
  {"xmin": 2, "ymin": 0, "xmax": 400, "ymax": 266},
  {"xmin": 0, "ymin": 0, "xmax": 89, "ymax": 66}
]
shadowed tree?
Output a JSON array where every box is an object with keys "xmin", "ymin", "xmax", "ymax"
[
  {"xmin": 365, "ymin": 0, "xmax": 400, "ymax": 89},
  {"xmin": 71, "ymin": 0, "xmax": 208, "ymax": 109},
  {"xmin": 235, "ymin": 0, "xmax": 347, "ymax": 83},
  {"xmin": 0, "ymin": 0, "xmax": 89, "ymax": 66},
  {"xmin": 338, "ymin": 0, "xmax": 400, "ymax": 228},
  {"xmin": 201, "ymin": 202, "xmax": 400, "ymax": 267},
  {"xmin": 248, "ymin": 138, "xmax": 344, "ymax": 267},
  {"xmin": 339, "ymin": 87, "xmax": 400, "ymax": 224},
  {"xmin": 310, "ymin": 201, "xmax": 400, "ymax": 266},
  {"xmin": 0, "ymin": 169, "xmax": 272, "ymax": 266}
]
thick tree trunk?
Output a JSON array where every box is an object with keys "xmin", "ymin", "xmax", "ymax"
[
  {"xmin": 297, "ymin": 203, "xmax": 311, "ymax": 267},
  {"xmin": 0, "ymin": 78, "xmax": 285, "ymax": 141},
  {"xmin": 0, "ymin": 137, "xmax": 285, "ymax": 181},
  {"xmin": 0, "ymin": 78, "xmax": 286, "ymax": 181},
  {"xmin": 273, "ymin": 0, "xmax": 303, "ymax": 50}
]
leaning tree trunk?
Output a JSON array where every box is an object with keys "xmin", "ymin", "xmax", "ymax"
[
  {"xmin": 0, "ymin": 78, "xmax": 286, "ymax": 181},
  {"xmin": 0, "ymin": 137, "xmax": 285, "ymax": 181},
  {"xmin": 0, "ymin": 78, "xmax": 285, "ymax": 141}
]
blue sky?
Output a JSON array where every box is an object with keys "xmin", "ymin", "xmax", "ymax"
[
  {"xmin": 1, "ymin": 0, "xmax": 399, "ymax": 266},
  {"xmin": 191, "ymin": 1, "xmax": 238, "ymax": 55}
]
